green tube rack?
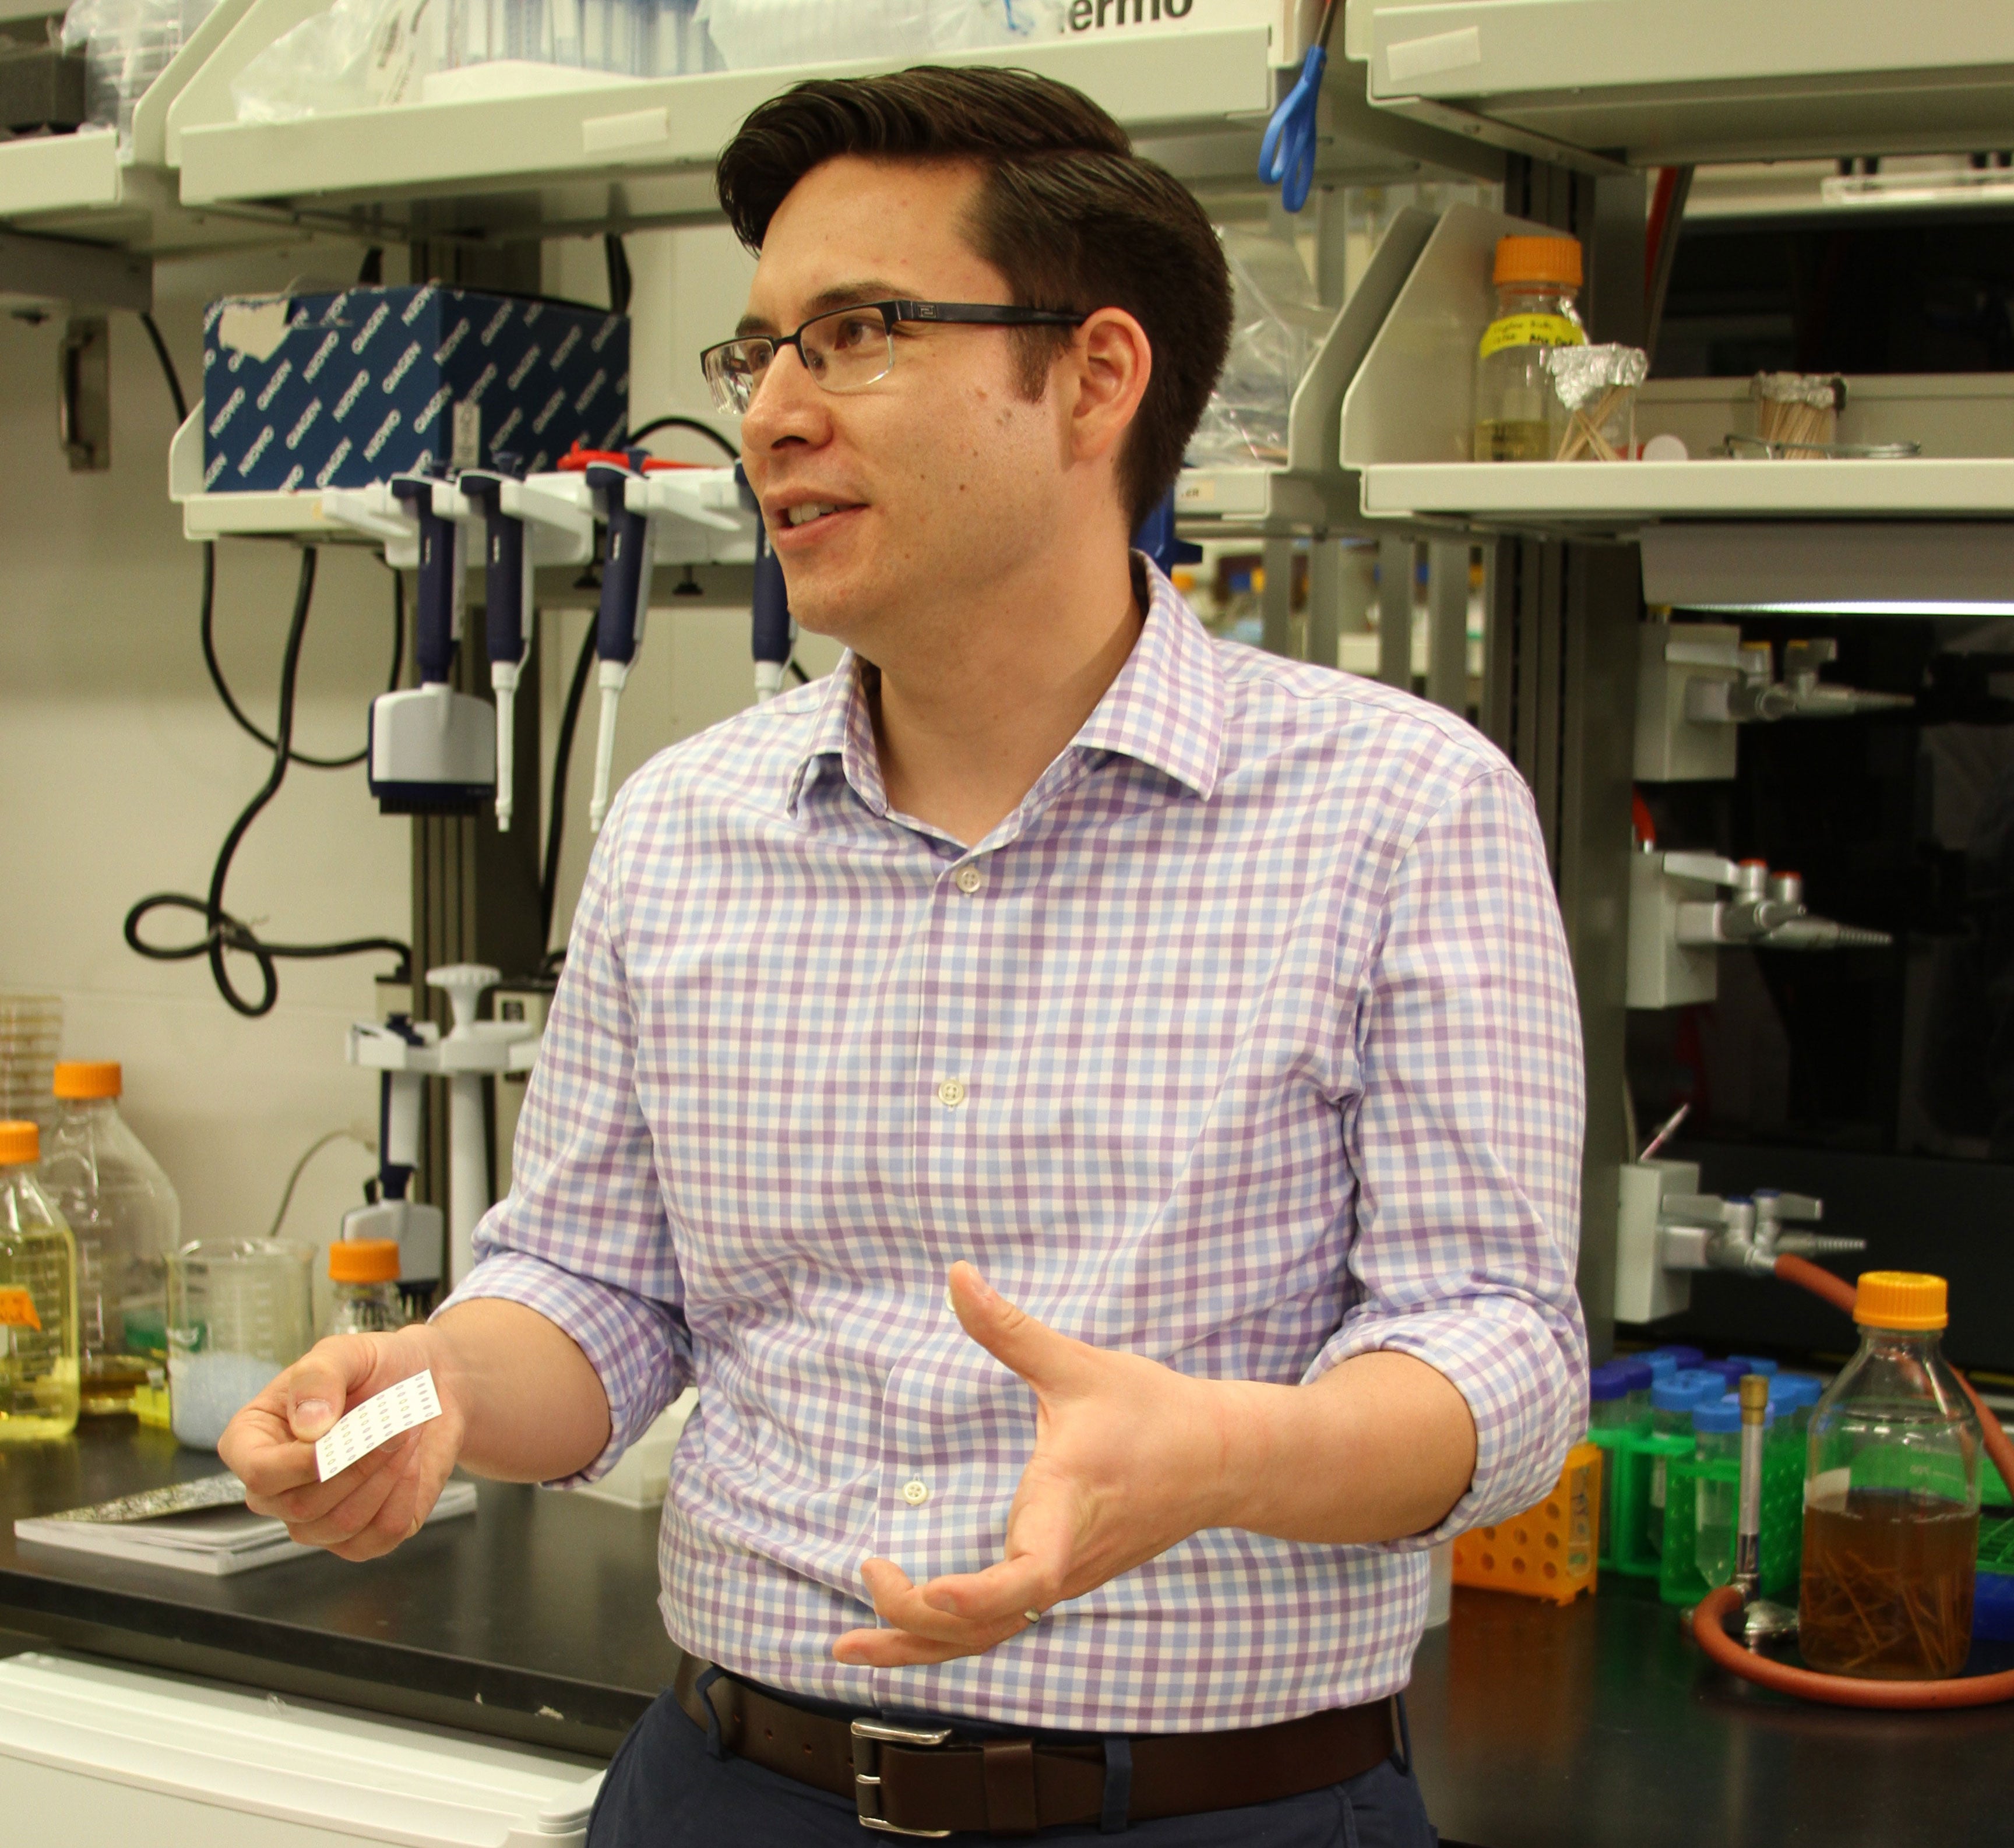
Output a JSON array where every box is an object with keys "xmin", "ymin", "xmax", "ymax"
[{"xmin": 1588, "ymin": 1421, "xmax": 1805, "ymax": 1601}]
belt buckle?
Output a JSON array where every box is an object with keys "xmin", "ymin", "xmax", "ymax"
[{"xmin": 851, "ymin": 1717, "xmax": 954, "ymax": 1836}]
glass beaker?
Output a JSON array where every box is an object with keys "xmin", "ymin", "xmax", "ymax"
[
  {"xmin": 1798, "ymin": 1271, "xmax": 1981, "ymax": 1678},
  {"xmin": 166, "ymin": 1239, "xmax": 312, "ymax": 1451}
]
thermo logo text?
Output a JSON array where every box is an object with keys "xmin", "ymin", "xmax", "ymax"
[{"xmin": 1066, "ymin": 0, "xmax": 1192, "ymax": 24}]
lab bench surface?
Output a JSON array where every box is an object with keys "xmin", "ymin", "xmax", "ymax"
[{"xmin": 5, "ymin": 1421, "xmax": 2012, "ymax": 1846}]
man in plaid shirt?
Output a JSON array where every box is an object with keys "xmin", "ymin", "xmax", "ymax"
[{"xmin": 228, "ymin": 65, "xmax": 1586, "ymax": 1848}]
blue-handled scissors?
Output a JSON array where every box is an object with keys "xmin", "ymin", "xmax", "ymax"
[{"xmin": 1258, "ymin": 0, "xmax": 1340, "ymax": 214}]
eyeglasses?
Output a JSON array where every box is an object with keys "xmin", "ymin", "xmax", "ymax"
[{"xmin": 699, "ymin": 299, "xmax": 1087, "ymax": 415}]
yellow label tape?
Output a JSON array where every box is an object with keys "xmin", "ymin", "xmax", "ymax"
[{"xmin": 1478, "ymin": 313, "xmax": 1587, "ymax": 360}]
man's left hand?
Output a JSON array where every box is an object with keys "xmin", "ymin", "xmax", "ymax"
[{"xmin": 833, "ymin": 1261, "xmax": 1248, "ymax": 1667}]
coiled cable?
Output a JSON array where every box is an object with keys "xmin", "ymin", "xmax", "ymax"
[{"xmin": 124, "ymin": 546, "xmax": 411, "ymax": 1017}]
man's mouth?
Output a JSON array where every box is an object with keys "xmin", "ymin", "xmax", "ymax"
[{"xmin": 775, "ymin": 500, "xmax": 862, "ymax": 532}]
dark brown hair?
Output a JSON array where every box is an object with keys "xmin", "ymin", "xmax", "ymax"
[{"xmin": 716, "ymin": 65, "xmax": 1232, "ymax": 531}]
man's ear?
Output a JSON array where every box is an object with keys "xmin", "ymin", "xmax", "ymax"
[{"xmin": 1061, "ymin": 307, "xmax": 1152, "ymax": 470}]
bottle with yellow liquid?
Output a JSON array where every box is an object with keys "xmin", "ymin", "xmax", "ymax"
[
  {"xmin": 1474, "ymin": 235, "xmax": 1587, "ymax": 461},
  {"xmin": 0, "ymin": 1119, "xmax": 79, "ymax": 1442}
]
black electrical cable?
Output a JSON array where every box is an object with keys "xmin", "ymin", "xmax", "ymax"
[
  {"xmin": 604, "ymin": 232, "xmax": 633, "ymax": 318},
  {"xmin": 124, "ymin": 549, "xmax": 412, "ymax": 1019},
  {"xmin": 138, "ymin": 311, "xmax": 186, "ymax": 423},
  {"xmin": 138, "ymin": 304, "xmax": 402, "ymax": 767},
  {"xmin": 200, "ymin": 552, "xmax": 404, "ymax": 768},
  {"xmin": 787, "ymin": 658, "xmax": 809, "ymax": 685},
  {"xmin": 541, "ymin": 618, "xmax": 600, "ymax": 947},
  {"xmin": 625, "ymin": 414, "xmax": 740, "ymax": 460}
]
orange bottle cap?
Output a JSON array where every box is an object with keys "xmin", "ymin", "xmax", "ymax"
[
  {"xmin": 1853, "ymin": 1269, "xmax": 1948, "ymax": 1331},
  {"xmin": 1494, "ymin": 235, "xmax": 1584, "ymax": 290},
  {"xmin": 329, "ymin": 1238, "xmax": 402, "ymax": 1283},
  {"xmin": 0, "ymin": 1121, "xmax": 39, "ymax": 1165},
  {"xmin": 54, "ymin": 1061, "xmax": 122, "ymax": 1100}
]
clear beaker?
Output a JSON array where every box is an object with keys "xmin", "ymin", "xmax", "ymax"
[{"xmin": 166, "ymin": 1239, "xmax": 312, "ymax": 1451}]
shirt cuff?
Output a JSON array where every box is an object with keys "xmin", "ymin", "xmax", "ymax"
[
  {"xmin": 434, "ymin": 1250, "xmax": 687, "ymax": 1487},
  {"xmin": 1303, "ymin": 1299, "xmax": 1588, "ymax": 1550}
]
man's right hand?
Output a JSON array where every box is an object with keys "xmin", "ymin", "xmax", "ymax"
[{"xmin": 220, "ymin": 1324, "xmax": 467, "ymax": 1563}]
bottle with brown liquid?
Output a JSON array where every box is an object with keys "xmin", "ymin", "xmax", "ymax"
[{"xmin": 1798, "ymin": 1271, "xmax": 1983, "ymax": 1679}]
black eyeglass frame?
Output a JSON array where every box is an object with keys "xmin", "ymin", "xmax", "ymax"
[{"xmin": 699, "ymin": 299, "xmax": 1089, "ymax": 411}]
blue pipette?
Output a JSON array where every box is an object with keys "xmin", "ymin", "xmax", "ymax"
[{"xmin": 1258, "ymin": 0, "xmax": 1340, "ymax": 214}]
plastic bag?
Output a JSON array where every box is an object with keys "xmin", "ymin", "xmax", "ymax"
[
  {"xmin": 1185, "ymin": 224, "xmax": 1331, "ymax": 469},
  {"xmin": 62, "ymin": 0, "xmax": 216, "ymax": 143},
  {"xmin": 697, "ymin": 0, "xmax": 1055, "ymax": 73},
  {"xmin": 232, "ymin": 0, "xmax": 447, "ymax": 121}
]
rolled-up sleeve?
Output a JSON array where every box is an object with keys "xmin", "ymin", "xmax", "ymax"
[
  {"xmin": 1307, "ymin": 767, "xmax": 1589, "ymax": 1544},
  {"xmin": 435, "ymin": 784, "xmax": 691, "ymax": 1484}
]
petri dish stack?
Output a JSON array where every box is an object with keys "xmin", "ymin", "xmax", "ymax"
[{"xmin": 0, "ymin": 994, "xmax": 62, "ymax": 1131}]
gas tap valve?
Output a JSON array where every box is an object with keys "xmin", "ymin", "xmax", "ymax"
[
  {"xmin": 1674, "ymin": 858, "xmax": 1893, "ymax": 953},
  {"xmin": 1656, "ymin": 1186, "xmax": 1866, "ymax": 1278},
  {"xmin": 1629, "ymin": 850, "xmax": 1893, "ymax": 1008},
  {"xmin": 1685, "ymin": 637, "xmax": 1916, "ymax": 726},
  {"xmin": 1614, "ymin": 1165, "xmax": 1866, "ymax": 1320},
  {"xmin": 1636, "ymin": 621, "xmax": 1914, "ymax": 782}
]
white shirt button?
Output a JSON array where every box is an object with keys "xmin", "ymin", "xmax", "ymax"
[
  {"xmin": 936, "ymin": 1078, "xmax": 967, "ymax": 1109},
  {"xmin": 954, "ymin": 865, "xmax": 984, "ymax": 895},
  {"xmin": 902, "ymin": 1479, "xmax": 929, "ymax": 1507}
]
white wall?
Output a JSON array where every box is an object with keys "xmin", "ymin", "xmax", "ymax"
[
  {"xmin": 0, "ymin": 221, "xmax": 832, "ymax": 1290},
  {"xmin": 0, "ymin": 239, "xmax": 409, "ymax": 1268}
]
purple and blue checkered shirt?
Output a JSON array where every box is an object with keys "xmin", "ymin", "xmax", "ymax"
[{"xmin": 445, "ymin": 559, "xmax": 1587, "ymax": 1733}]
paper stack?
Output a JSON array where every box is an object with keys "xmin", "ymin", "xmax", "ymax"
[{"xmin": 15, "ymin": 1473, "xmax": 477, "ymax": 1576}]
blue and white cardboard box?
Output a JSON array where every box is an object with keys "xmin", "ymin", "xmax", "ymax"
[{"xmin": 201, "ymin": 285, "xmax": 629, "ymax": 492}]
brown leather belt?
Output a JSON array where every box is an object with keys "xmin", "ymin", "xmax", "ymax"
[{"xmin": 672, "ymin": 1655, "xmax": 1398, "ymax": 1838}]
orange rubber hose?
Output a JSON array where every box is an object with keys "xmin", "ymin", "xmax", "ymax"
[
  {"xmin": 1683, "ymin": 1256, "xmax": 2014, "ymax": 1706},
  {"xmin": 1693, "ymin": 1586, "xmax": 2014, "ymax": 1708}
]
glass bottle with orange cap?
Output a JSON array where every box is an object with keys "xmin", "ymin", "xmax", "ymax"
[
  {"xmin": 40, "ymin": 1060, "xmax": 180, "ymax": 1415},
  {"xmin": 1474, "ymin": 234, "xmax": 1587, "ymax": 462},
  {"xmin": 0, "ymin": 1120, "xmax": 79, "ymax": 1443},
  {"xmin": 328, "ymin": 1238, "xmax": 407, "ymax": 1336},
  {"xmin": 1798, "ymin": 1270, "xmax": 1984, "ymax": 1678}
]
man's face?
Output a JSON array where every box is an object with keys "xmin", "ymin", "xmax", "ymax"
[{"xmin": 734, "ymin": 156, "xmax": 1076, "ymax": 651}]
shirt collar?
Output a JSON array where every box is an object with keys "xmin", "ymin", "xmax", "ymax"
[{"xmin": 785, "ymin": 553, "xmax": 1225, "ymax": 821}]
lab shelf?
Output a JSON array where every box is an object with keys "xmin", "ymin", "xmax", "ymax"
[
  {"xmin": 164, "ymin": 19, "xmax": 1491, "ymax": 238},
  {"xmin": 170, "ymin": 26, "xmax": 1272, "ymax": 232},
  {"xmin": 1175, "ymin": 465, "xmax": 1350, "ymax": 536},
  {"xmin": 1335, "ymin": 202, "xmax": 2014, "ymax": 542},
  {"xmin": 0, "ymin": 0, "xmax": 286, "ymax": 257},
  {"xmin": 1347, "ymin": 0, "xmax": 2014, "ymax": 168},
  {"xmin": 1355, "ymin": 458, "xmax": 2014, "ymax": 535}
]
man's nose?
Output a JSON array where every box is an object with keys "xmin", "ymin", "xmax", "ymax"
[{"xmin": 740, "ymin": 343, "xmax": 829, "ymax": 455}]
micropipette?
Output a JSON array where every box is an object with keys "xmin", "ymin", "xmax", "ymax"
[{"xmin": 583, "ymin": 451, "xmax": 657, "ymax": 832}]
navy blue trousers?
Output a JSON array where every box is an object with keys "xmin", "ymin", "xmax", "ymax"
[{"xmin": 588, "ymin": 1682, "xmax": 1438, "ymax": 1848}]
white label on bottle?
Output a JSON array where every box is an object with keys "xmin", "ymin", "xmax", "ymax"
[{"xmin": 315, "ymin": 1369, "xmax": 442, "ymax": 1482}]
